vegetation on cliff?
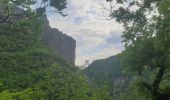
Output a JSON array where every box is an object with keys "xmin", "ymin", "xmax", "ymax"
[
  {"xmin": 0, "ymin": 0, "xmax": 109, "ymax": 99},
  {"xmin": 0, "ymin": 12, "xmax": 92, "ymax": 100},
  {"xmin": 0, "ymin": 0, "xmax": 170, "ymax": 100}
]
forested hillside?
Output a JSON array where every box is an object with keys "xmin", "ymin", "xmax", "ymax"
[
  {"xmin": 83, "ymin": 55, "xmax": 130, "ymax": 100},
  {"xmin": 0, "ymin": 0, "xmax": 103, "ymax": 99},
  {"xmin": 83, "ymin": 55, "xmax": 123, "ymax": 82},
  {"xmin": 0, "ymin": 0, "xmax": 170, "ymax": 100},
  {"xmin": 0, "ymin": 11, "xmax": 92, "ymax": 100}
]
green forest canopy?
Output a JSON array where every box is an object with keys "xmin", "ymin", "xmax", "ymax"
[{"xmin": 0, "ymin": 0, "xmax": 170, "ymax": 100}]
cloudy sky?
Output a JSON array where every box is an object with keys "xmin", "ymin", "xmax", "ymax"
[{"xmin": 47, "ymin": 0, "xmax": 124, "ymax": 66}]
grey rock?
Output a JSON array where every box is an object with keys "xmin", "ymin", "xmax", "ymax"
[{"xmin": 42, "ymin": 15, "xmax": 76, "ymax": 65}]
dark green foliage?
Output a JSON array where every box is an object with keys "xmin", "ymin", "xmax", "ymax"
[
  {"xmin": 0, "ymin": 0, "xmax": 113, "ymax": 99},
  {"xmin": 50, "ymin": 0, "xmax": 67, "ymax": 11},
  {"xmin": 106, "ymin": 0, "xmax": 170, "ymax": 100},
  {"xmin": 0, "ymin": 0, "xmax": 67, "ymax": 25},
  {"xmin": 90, "ymin": 82, "xmax": 113, "ymax": 100},
  {"xmin": 120, "ymin": 79, "xmax": 153, "ymax": 100},
  {"xmin": 0, "ymin": 13, "xmax": 97, "ymax": 99}
]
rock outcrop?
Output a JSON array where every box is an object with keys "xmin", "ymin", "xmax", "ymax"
[
  {"xmin": 0, "ymin": 7, "xmax": 76, "ymax": 65},
  {"xmin": 42, "ymin": 15, "xmax": 76, "ymax": 65}
]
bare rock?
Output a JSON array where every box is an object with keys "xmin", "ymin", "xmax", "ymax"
[{"xmin": 42, "ymin": 15, "xmax": 76, "ymax": 65}]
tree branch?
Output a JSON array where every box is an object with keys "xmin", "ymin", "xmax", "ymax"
[{"xmin": 152, "ymin": 66, "xmax": 166, "ymax": 95}]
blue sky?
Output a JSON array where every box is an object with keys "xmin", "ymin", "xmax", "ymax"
[{"xmin": 47, "ymin": 0, "xmax": 124, "ymax": 66}]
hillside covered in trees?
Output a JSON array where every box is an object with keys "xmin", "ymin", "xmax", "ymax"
[
  {"xmin": 0, "ymin": 0, "xmax": 170, "ymax": 100},
  {"xmin": 83, "ymin": 55, "xmax": 130, "ymax": 100},
  {"xmin": 83, "ymin": 55, "xmax": 123, "ymax": 83},
  {"xmin": 0, "ymin": 0, "xmax": 109, "ymax": 99}
]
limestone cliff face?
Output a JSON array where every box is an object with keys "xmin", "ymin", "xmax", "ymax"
[{"xmin": 42, "ymin": 15, "xmax": 76, "ymax": 65}]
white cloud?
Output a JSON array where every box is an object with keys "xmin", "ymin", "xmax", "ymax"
[{"xmin": 47, "ymin": 0, "xmax": 124, "ymax": 66}]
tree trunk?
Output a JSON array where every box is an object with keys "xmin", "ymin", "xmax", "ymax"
[{"xmin": 152, "ymin": 66, "xmax": 165, "ymax": 100}]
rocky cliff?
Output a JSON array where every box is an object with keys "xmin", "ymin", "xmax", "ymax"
[
  {"xmin": 0, "ymin": 7, "xmax": 76, "ymax": 65},
  {"xmin": 42, "ymin": 15, "xmax": 76, "ymax": 65}
]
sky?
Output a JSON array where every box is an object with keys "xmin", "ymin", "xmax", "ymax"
[{"xmin": 47, "ymin": 0, "xmax": 124, "ymax": 66}]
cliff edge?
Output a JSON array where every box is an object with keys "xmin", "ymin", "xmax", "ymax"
[{"xmin": 42, "ymin": 15, "xmax": 76, "ymax": 65}]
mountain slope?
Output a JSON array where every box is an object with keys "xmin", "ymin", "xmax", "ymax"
[
  {"xmin": 83, "ymin": 55, "xmax": 123, "ymax": 83},
  {"xmin": 83, "ymin": 55, "xmax": 131, "ymax": 100},
  {"xmin": 0, "ymin": 15, "xmax": 92, "ymax": 100}
]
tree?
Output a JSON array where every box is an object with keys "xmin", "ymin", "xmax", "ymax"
[
  {"xmin": 106, "ymin": 0, "xmax": 170, "ymax": 99},
  {"xmin": 0, "ymin": 0, "xmax": 67, "ymax": 24}
]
